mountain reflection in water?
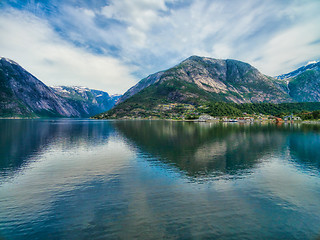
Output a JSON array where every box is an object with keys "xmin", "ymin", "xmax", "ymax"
[
  {"xmin": 1, "ymin": 119, "xmax": 320, "ymax": 181},
  {"xmin": 0, "ymin": 119, "xmax": 115, "ymax": 180},
  {"xmin": 0, "ymin": 119, "xmax": 320, "ymax": 240},
  {"xmin": 114, "ymin": 120, "xmax": 313, "ymax": 179}
]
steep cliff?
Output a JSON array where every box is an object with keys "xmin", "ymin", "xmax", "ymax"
[{"xmin": 0, "ymin": 57, "xmax": 120, "ymax": 118}]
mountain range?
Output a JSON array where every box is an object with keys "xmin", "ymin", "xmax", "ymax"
[
  {"xmin": 51, "ymin": 86, "xmax": 120, "ymax": 117},
  {"xmin": 96, "ymin": 56, "xmax": 320, "ymax": 119},
  {"xmin": 1, "ymin": 56, "xmax": 319, "ymax": 118},
  {"xmin": 0, "ymin": 57, "xmax": 120, "ymax": 118}
]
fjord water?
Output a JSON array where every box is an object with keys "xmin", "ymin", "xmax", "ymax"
[{"xmin": 0, "ymin": 120, "xmax": 320, "ymax": 240}]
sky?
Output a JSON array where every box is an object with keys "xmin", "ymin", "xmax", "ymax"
[{"xmin": 0, "ymin": 0, "xmax": 320, "ymax": 94}]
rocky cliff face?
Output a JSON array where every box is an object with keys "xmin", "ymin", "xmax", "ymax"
[
  {"xmin": 275, "ymin": 61, "xmax": 320, "ymax": 102},
  {"xmin": 160, "ymin": 56, "xmax": 291, "ymax": 103},
  {"xmin": 0, "ymin": 57, "xmax": 81, "ymax": 117},
  {"xmin": 0, "ymin": 57, "xmax": 120, "ymax": 118}
]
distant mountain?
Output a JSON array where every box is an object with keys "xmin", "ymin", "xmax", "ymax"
[
  {"xmin": 275, "ymin": 61, "xmax": 320, "ymax": 80},
  {"xmin": 275, "ymin": 61, "xmax": 320, "ymax": 102},
  {"xmin": 0, "ymin": 57, "xmax": 120, "ymax": 118},
  {"xmin": 96, "ymin": 56, "xmax": 292, "ymax": 118},
  {"xmin": 51, "ymin": 86, "xmax": 120, "ymax": 117}
]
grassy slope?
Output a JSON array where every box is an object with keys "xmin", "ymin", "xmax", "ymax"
[{"xmin": 96, "ymin": 77, "xmax": 233, "ymax": 118}]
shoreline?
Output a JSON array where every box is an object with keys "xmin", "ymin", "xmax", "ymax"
[{"xmin": 2, "ymin": 117, "xmax": 320, "ymax": 124}]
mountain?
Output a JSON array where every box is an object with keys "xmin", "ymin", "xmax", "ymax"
[
  {"xmin": 96, "ymin": 56, "xmax": 292, "ymax": 119},
  {"xmin": 276, "ymin": 61, "xmax": 319, "ymax": 80},
  {"xmin": 0, "ymin": 57, "xmax": 80, "ymax": 117},
  {"xmin": 51, "ymin": 86, "xmax": 121, "ymax": 117},
  {"xmin": 0, "ymin": 57, "xmax": 119, "ymax": 118},
  {"xmin": 118, "ymin": 56, "xmax": 290, "ymax": 104},
  {"xmin": 275, "ymin": 61, "xmax": 320, "ymax": 102}
]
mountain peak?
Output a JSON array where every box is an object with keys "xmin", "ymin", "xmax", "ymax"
[
  {"xmin": 0, "ymin": 57, "xmax": 20, "ymax": 66},
  {"xmin": 276, "ymin": 60, "xmax": 320, "ymax": 80},
  {"xmin": 307, "ymin": 60, "xmax": 319, "ymax": 65},
  {"xmin": 182, "ymin": 55, "xmax": 220, "ymax": 63},
  {"xmin": 184, "ymin": 55, "xmax": 206, "ymax": 61}
]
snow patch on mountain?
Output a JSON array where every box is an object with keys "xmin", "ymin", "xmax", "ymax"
[{"xmin": 275, "ymin": 60, "xmax": 320, "ymax": 80}]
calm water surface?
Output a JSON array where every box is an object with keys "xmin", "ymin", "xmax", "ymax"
[{"xmin": 0, "ymin": 119, "xmax": 320, "ymax": 240}]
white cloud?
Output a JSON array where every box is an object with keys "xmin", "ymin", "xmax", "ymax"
[
  {"xmin": 0, "ymin": 9, "xmax": 137, "ymax": 94},
  {"xmin": 101, "ymin": 0, "xmax": 171, "ymax": 47},
  {"xmin": 1, "ymin": 0, "xmax": 320, "ymax": 91},
  {"xmin": 212, "ymin": 43, "xmax": 232, "ymax": 59},
  {"xmin": 101, "ymin": 0, "xmax": 168, "ymax": 30},
  {"xmin": 251, "ymin": 20, "xmax": 320, "ymax": 75},
  {"xmin": 247, "ymin": 1, "xmax": 320, "ymax": 75},
  {"xmin": 99, "ymin": 0, "xmax": 320, "ymax": 76}
]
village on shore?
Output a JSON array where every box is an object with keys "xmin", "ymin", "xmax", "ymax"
[
  {"xmin": 113, "ymin": 103, "xmax": 313, "ymax": 123},
  {"xmin": 119, "ymin": 113, "xmax": 304, "ymax": 123}
]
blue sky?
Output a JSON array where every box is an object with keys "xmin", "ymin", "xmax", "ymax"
[{"xmin": 0, "ymin": 0, "xmax": 320, "ymax": 94}]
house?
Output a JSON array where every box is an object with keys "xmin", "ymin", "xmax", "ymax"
[
  {"xmin": 275, "ymin": 118, "xmax": 284, "ymax": 123},
  {"xmin": 257, "ymin": 116, "xmax": 268, "ymax": 121},
  {"xmin": 221, "ymin": 117, "xmax": 238, "ymax": 122},
  {"xmin": 237, "ymin": 117, "xmax": 254, "ymax": 122},
  {"xmin": 284, "ymin": 114, "xmax": 301, "ymax": 121}
]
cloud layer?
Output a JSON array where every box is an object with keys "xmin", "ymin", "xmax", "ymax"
[
  {"xmin": 0, "ymin": 9, "xmax": 137, "ymax": 93},
  {"xmin": 1, "ymin": 0, "xmax": 320, "ymax": 93}
]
